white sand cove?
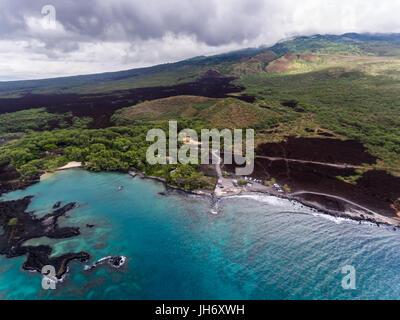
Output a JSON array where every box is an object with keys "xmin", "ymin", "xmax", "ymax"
[{"xmin": 57, "ymin": 162, "xmax": 83, "ymax": 171}]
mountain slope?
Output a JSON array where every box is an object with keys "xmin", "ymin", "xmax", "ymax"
[
  {"xmin": 1, "ymin": 33, "xmax": 400, "ymax": 219},
  {"xmin": 2, "ymin": 33, "xmax": 400, "ymax": 98}
]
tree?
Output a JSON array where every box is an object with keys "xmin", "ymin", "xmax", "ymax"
[{"xmin": 8, "ymin": 218, "xmax": 18, "ymax": 226}]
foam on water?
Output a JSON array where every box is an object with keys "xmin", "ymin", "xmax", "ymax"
[
  {"xmin": 225, "ymin": 193, "xmax": 351, "ymax": 225},
  {"xmin": 225, "ymin": 193, "xmax": 293, "ymax": 207},
  {"xmin": 1, "ymin": 169, "xmax": 400, "ymax": 300}
]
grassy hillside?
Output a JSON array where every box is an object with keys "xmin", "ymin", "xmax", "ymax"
[
  {"xmin": 235, "ymin": 53, "xmax": 400, "ymax": 173},
  {"xmin": 0, "ymin": 47, "xmax": 268, "ymax": 98},
  {"xmin": 2, "ymin": 32, "xmax": 400, "ymax": 98},
  {"xmin": 0, "ymin": 108, "xmax": 92, "ymax": 134},
  {"xmin": 115, "ymin": 96, "xmax": 218, "ymax": 121},
  {"xmin": 269, "ymin": 33, "xmax": 400, "ymax": 56},
  {"xmin": 114, "ymin": 95, "xmax": 276, "ymax": 129},
  {"xmin": 1, "ymin": 32, "xmax": 400, "ymax": 184}
]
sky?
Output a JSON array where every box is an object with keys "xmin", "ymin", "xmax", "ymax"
[{"xmin": 1, "ymin": 0, "xmax": 400, "ymax": 81}]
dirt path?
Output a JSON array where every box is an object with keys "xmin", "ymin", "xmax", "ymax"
[
  {"xmin": 255, "ymin": 155, "xmax": 366, "ymax": 169},
  {"xmin": 291, "ymin": 191, "xmax": 379, "ymax": 216},
  {"xmin": 211, "ymin": 149, "xmax": 223, "ymax": 178}
]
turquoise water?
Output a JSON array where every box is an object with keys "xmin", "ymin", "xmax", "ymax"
[{"xmin": 1, "ymin": 169, "xmax": 400, "ymax": 300}]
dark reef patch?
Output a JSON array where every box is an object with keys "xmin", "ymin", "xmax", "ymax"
[{"xmin": 0, "ymin": 197, "xmax": 89, "ymax": 278}]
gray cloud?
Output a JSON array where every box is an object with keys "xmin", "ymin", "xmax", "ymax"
[{"xmin": 1, "ymin": 0, "xmax": 400, "ymax": 80}]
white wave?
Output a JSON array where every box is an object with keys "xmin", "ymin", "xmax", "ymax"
[
  {"xmin": 223, "ymin": 193, "xmax": 319, "ymax": 214},
  {"xmin": 223, "ymin": 193, "xmax": 291, "ymax": 207},
  {"xmin": 221, "ymin": 192, "xmax": 364, "ymax": 226},
  {"xmin": 309, "ymin": 211, "xmax": 346, "ymax": 224}
]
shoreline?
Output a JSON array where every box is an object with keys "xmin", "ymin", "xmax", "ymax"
[
  {"xmin": 1, "ymin": 164, "xmax": 398, "ymax": 288},
  {"xmin": 39, "ymin": 162, "xmax": 83, "ymax": 181},
  {"xmin": 56, "ymin": 161, "xmax": 83, "ymax": 171},
  {"xmin": 5, "ymin": 165, "xmax": 399, "ymax": 228},
  {"xmin": 129, "ymin": 171, "xmax": 214, "ymax": 197},
  {"xmin": 130, "ymin": 170, "xmax": 400, "ymax": 228},
  {"xmin": 244, "ymin": 190, "xmax": 400, "ymax": 228},
  {"xmin": 0, "ymin": 197, "xmax": 90, "ymax": 279}
]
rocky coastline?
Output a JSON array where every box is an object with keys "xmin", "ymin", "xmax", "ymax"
[
  {"xmin": 0, "ymin": 161, "xmax": 398, "ymax": 284},
  {"xmin": 0, "ymin": 196, "xmax": 90, "ymax": 279}
]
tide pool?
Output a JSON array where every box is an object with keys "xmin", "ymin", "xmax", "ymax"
[{"xmin": 1, "ymin": 169, "xmax": 400, "ymax": 300}]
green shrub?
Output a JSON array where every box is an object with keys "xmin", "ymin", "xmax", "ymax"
[{"xmin": 8, "ymin": 218, "xmax": 18, "ymax": 226}]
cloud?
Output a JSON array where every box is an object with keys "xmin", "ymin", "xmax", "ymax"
[{"xmin": 0, "ymin": 0, "xmax": 400, "ymax": 80}]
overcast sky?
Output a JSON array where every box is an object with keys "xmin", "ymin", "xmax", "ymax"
[{"xmin": 1, "ymin": 0, "xmax": 400, "ymax": 81}]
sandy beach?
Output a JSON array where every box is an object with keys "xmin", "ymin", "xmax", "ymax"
[
  {"xmin": 40, "ymin": 172, "xmax": 55, "ymax": 180},
  {"xmin": 40, "ymin": 162, "xmax": 83, "ymax": 180},
  {"xmin": 56, "ymin": 162, "xmax": 83, "ymax": 171},
  {"xmin": 33, "ymin": 160, "xmax": 400, "ymax": 228}
]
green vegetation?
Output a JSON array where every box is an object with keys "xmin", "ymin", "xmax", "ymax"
[
  {"xmin": 0, "ymin": 46, "xmax": 267, "ymax": 98},
  {"xmin": 236, "ymin": 54, "xmax": 400, "ymax": 173},
  {"xmin": 8, "ymin": 218, "xmax": 18, "ymax": 226},
  {"xmin": 269, "ymin": 34, "xmax": 400, "ymax": 56},
  {"xmin": 3, "ymin": 33, "xmax": 400, "ymax": 99},
  {"xmin": 115, "ymin": 96, "xmax": 279, "ymax": 129},
  {"xmin": 238, "ymin": 179, "xmax": 247, "ymax": 186},
  {"xmin": 113, "ymin": 96, "xmax": 218, "ymax": 123},
  {"xmin": 336, "ymin": 169, "xmax": 366, "ymax": 185},
  {"xmin": 0, "ymin": 108, "xmax": 92, "ymax": 135},
  {"xmin": 283, "ymin": 184, "xmax": 292, "ymax": 193},
  {"xmin": 264, "ymin": 178, "xmax": 276, "ymax": 186},
  {"xmin": 0, "ymin": 121, "xmax": 215, "ymax": 190},
  {"xmin": 222, "ymin": 171, "xmax": 231, "ymax": 177},
  {"xmin": 168, "ymin": 165, "xmax": 216, "ymax": 190},
  {"xmin": 1, "ymin": 33, "xmax": 400, "ymax": 193}
]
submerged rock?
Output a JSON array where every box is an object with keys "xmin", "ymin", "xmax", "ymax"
[
  {"xmin": 84, "ymin": 256, "xmax": 127, "ymax": 271},
  {"xmin": 53, "ymin": 201, "xmax": 62, "ymax": 209},
  {"xmin": 0, "ymin": 197, "xmax": 89, "ymax": 279}
]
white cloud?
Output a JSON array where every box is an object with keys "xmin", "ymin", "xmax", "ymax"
[{"xmin": 1, "ymin": 0, "xmax": 400, "ymax": 80}]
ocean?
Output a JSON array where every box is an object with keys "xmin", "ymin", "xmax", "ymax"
[{"xmin": 1, "ymin": 169, "xmax": 400, "ymax": 300}]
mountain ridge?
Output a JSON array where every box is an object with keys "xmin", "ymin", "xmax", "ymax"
[{"xmin": 2, "ymin": 32, "xmax": 400, "ymax": 97}]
